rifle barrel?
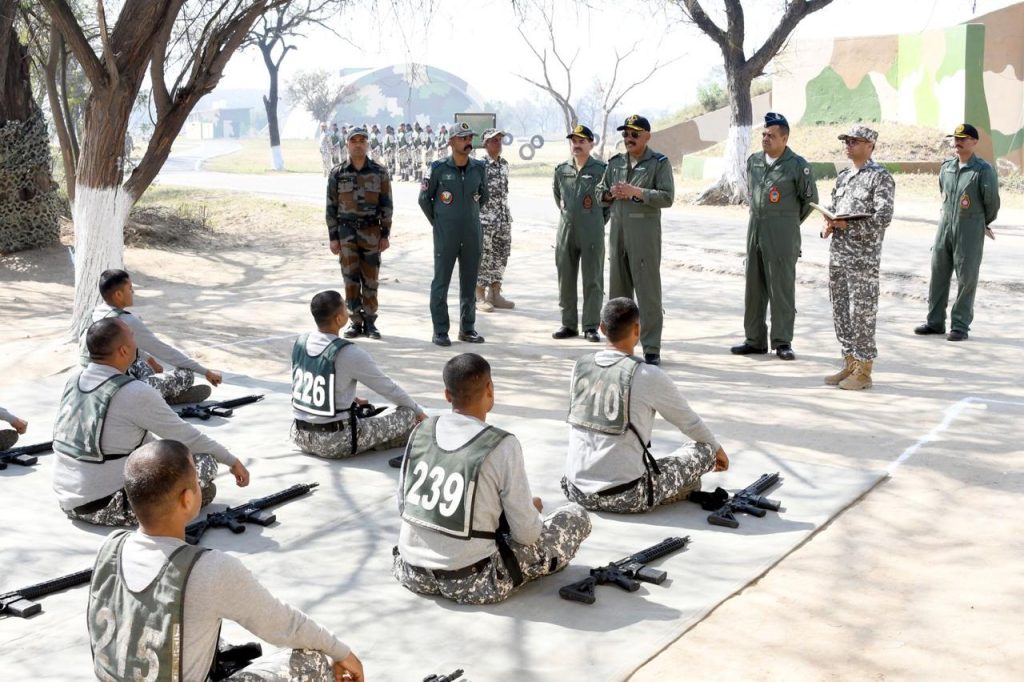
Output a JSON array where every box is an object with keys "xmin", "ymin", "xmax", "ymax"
[
  {"xmin": 616, "ymin": 536, "xmax": 690, "ymax": 567},
  {"xmin": 3, "ymin": 568, "xmax": 92, "ymax": 601},
  {"xmin": 212, "ymin": 395, "xmax": 265, "ymax": 410},
  {"xmin": 228, "ymin": 482, "xmax": 318, "ymax": 513},
  {"xmin": 1, "ymin": 441, "xmax": 54, "ymax": 457}
]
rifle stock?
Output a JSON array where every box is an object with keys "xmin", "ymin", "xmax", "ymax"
[
  {"xmin": 185, "ymin": 482, "xmax": 318, "ymax": 545},
  {"xmin": 177, "ymin": 395, "xmax": 265, "ymax": 420},
  {"xmin": 0, "ymin": 441, "xmax": 53, "ymax": 469},
  {"xmin": 559, "ymin": 536, "xmax": 689, "ymax": 605},
  {"xmin": 707, "ymin": 473, "xmax": 783, "ymax": 529}
]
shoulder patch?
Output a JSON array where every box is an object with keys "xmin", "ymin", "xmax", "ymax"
[
  {"xmin": 654, "ymin": 153, "xmax": 668, "ymax": 162},
  {"xmin": 803, "ymin": 167, "xmax": 810, "ymax": 175}
]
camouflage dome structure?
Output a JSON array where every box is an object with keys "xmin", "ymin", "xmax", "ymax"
[{"xmin": 331, "ymin": 64, "xmax": 485, "ymax": 127}]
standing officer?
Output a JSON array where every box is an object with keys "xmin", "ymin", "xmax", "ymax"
[
  {"xmin": 326, "ymin": 126, "xmax": 394, "ymax": 340},
  {"xmin": 821, "ymin": 125, "xmax": 895, "ymax": 390},
  {"xmin": 329, "ymin": 123, "xmax": 342, "ymax": 164},
  {"xmin": 552, "ymin": 124, "xmax": 609, "ymax": 342},
  {"xmin": 368, "ymin": 123, "xmax": 382, "ymax": 162},
  {"xmin": 731, "ymin": 112, "xmax": 817, "ymax": 361},
  {"xmin": 598, "ymin": 114, "xmax": 674, "ymax": 366},
  {"xmin": 318, "ymin": 123, "xmax": 333, "ymax": 176},
  {"xmin": 396, "ymin": 123, "xmax": 409, "ymax": 180},
  {"xmin": 419, "ymin": 122, "xmax": 490, "ymax": 347},
  {"xmin": 436, "ymin": 125, "xmax": 449, "ymax": 162},
  {"xmin": 384, "ymin": 124, "xmax": 397, "ymax": 177},
  {"xmin": 476, "ymin": 128, "xmax": 515, "ymax": 313},
  {"xmin": 915, "ymin": 123, "xmax": 1000, "ymax": 342},
  {"xmin": 422, "ymin": 123, "xmax": 436, "ymax": 175}
]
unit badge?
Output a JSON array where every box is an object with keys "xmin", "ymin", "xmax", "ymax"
[
  {"xmin": 440, "ymin": 190, "xmax": 453, "ymax": 205},
  {"xmin": 583, "ymin": 194, "xmax": 593, "ymax": 209},
  {"xmin": 768, "ymin": 186, "xmax": 781, "ymax": 203},
  {"xmin": 959, "ymin": 194, "xmax": 971, "ymax": 210}
]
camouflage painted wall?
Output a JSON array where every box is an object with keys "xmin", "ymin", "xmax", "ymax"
[
  {"xmin": 774, "ymin": 3, "xmax": 1024, "ymax": 171},
  {"xmin": 332, "ymin": 64, "xmax": 485, "ymax": 127},
  {"xmin": 650, "ymin": 92, "xmax": 773, "ymax": 168}
]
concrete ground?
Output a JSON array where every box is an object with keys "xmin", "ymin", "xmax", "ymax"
[{"xmin": 1, "ymin": 154, "xmax": 1021, "ymax": 680}]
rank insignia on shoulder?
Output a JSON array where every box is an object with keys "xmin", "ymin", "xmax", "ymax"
[
  {"xmin": 654, "ymin": 153, "xmax": 668, "ymax": 162},
  {"xmin": 960, "ymin": 194, "xmax": 971, "ymax": 209},
  {"xmin": 768, "ymin": 186, "xmax": 781, "ymax": 203},
  {"xmin": 440, "ymin": 190, "xmax": 453, "ymax": 204}
]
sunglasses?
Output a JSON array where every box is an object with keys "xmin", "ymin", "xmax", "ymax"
[
  {"xmin": 621, "ymin": 130, "xmax": 641, "ymax": 139},
  {"xmin": 842, "ymin": 138, "xmax": 866, "ymax": 146}
]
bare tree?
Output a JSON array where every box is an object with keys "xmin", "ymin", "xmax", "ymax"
[
  {"xmin": 286, "ymin": 68, "xmax": 354, "ymax": 124},
  {"xmin": 514, "ymin": 0, "xmax": 579, "ymax": 134},
  {"xmin": 40, "ymin": 0, "xmax": 291, "ymax": 333},
  {"xmin": 243, "ymin": 0, "xmax": 346, "ymax": 170},
  {"xmin": 594, "ymin": 42, "xmax": 675, "ymax": 160},
  {"xmin": 672, "ymin": 0, "xmax": 835, "ymax": 205}
]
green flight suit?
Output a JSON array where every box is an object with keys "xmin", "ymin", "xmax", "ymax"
[
  {"xmin": 553, "ymin": 156, "xmax": 610, "ymax": 332},
  {"xmin": 419, "ymin": 156, "xmax": 490, "ymax": 335},
  {"xmin": 744, "ymin": 147, "xmax": 817, "ymax": 349},
  {"xmin": 598, "ymin": 147, "xmax": 674, "ymax": 355},
  {"xmin": 927, "ymin": 154, "xmax": 999, "ymax": 333}
]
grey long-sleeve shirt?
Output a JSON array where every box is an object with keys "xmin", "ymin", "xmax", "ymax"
[
  {"xmin": 114, "ymin": 531, "xmax": 350, "ymax": 681},
  {"xmin": 291, "ymin": 332, "xmax": 424, "ymax": 424},
  {"xmin": 0, "ymin": 406, "xmax": 17, "ymax": 424},
  {"xmin": 94, "ymin": 302, "xmax": 208, "ymax": 374},
  {"xmin": 397, "ymin": 413, "xmax": 544, "ymax": 570},
  {"xmin": 52, "ymin": 364, "xmax": 237, "ymax": 509},
  {"xmin": 566, "ymin": 350, "xmax": 721, "ymax": 494}
]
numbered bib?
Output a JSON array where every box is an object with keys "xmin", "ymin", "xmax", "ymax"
[
  {"xmin": 401, "ymin": 418, "xmax": 509, "ymax": 539},
  {"xmin": 89, "ymin": 530, "xmax": 206, "ymax": 682},
  {"xmin": 567, "ymin": 353, "xmax": 641, "ymax": 435},
  {"xmin": 290, "ymin": 334, "xmax": 351, "ymax": 417}
]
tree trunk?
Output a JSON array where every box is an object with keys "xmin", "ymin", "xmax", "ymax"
[
  {"xmin": 261, "ymin": 44, "xmax": 284, "ymax": 170},
  {"xmin": 69, "ymin": 84, "xmax": 138, "ymax": 333},
  {"xmin": 696, "ymin": 69, "xmax": 753, "ymax": 205},
  {"xmin": 45, "ymin": 28, "xmax": 77, "ymax": 201}
]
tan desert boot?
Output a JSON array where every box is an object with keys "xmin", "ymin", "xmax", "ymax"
[
  {"xmin": 476, "ymin": 286, "xmax": 494, "ymax": 313},
  {"xmin": 489, "ymin": 282, "xmax": 515, "ymax": 309},
  {"xmin": 839, "ymin": 359, "xmax": 873, "ymax": 390},
  {"xmin": 825, "ymin": 355, "xmax": 856, "ymax": 386}
]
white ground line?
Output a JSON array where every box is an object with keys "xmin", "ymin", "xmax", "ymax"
[
  {"xmin": 206, "ymin": 332, "xmax": 297, "ymax": 349},
  {"xmin": 886, "ymin": 396, "xmax": 1024, "ymax": 474}
]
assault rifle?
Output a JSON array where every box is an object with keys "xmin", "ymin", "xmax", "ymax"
[
  {"xmin": 424, "ymin": 669, "xmax": 464, "ymax": 682},
  {"xmin": 0, "ymin": 568, "xmax": 92, "ymax": 618},
  {"xmin": 185, "ymin": 482, "xmax": 319, "ymax": 545},
  {"xmin": 559, "ymin": 536, "xmax": 690, "ymax": 605},
  {"xmin": 0, "ymin": 441, "xmax": 53, "ymax": 469},
  {"xmin": 707, "ymin": 472, "xmax": 783, "ymax": 529},
  {"xmin": 176, "ymin": 394, "xmax": 265, "ymax": 420}
]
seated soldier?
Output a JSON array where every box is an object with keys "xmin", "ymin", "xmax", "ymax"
[
  {"xmin": 88, "ymin": 440, "xmax": 363, "ymax": 682},
  {"xmin": 80, "ymin": 268, "xmax": 223, "ymax": 404},
  {"xmin": 393, "ymin": 353, "xmax": 591, "ymax": 605},
  {"xmin": 561, "ymin": 298, "xmax": 730, "ymax": 513},
  {"xmin": 0, "ymin": 404, "xmax": 28, "ymax": 451},
  {"xmin": 291, "ymin": 290, "xmax": 426, "ymax": 458},
  {"xmin": 53, "ymin": 318, "xmax": 250, "ymax": 526}
]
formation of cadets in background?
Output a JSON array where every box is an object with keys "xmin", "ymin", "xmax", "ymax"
[{"xmin": 320, "ymin": 121, "xmax": 450, "ymax": 181}]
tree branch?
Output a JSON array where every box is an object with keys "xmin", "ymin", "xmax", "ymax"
[
  {"xmin": 676, "ymin": 0, "xmax": 727, "ymax": 51},
  {"xmin": 747, "ymin": 0, "xmax": 835, "ymax": 77},
  {"xmin": 39, "ymin": 0, "xmax": 107, "ymax": 87},
  {"xmin": 94, "ymin": 0, "xmax": 119, "ymax": 83}
]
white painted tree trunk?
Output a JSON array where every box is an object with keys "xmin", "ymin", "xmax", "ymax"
[
  {"xmin": 696, "ymin": 124, "xmax": 752, "ymax": 205},
  {"xmin": 69, "ymin": 184, "xmax": 135, "ymax": 336},
  {"xmin": 270, "ymin": 144, "xmax": 284, "ymax": 171}
]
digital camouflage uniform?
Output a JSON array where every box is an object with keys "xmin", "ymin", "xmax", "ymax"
[
  {"xmin": 561, "ymin": 443, "xmax": 715, "ymax": 513},
  {"xmin": 383, "ymin": 131, "xmax": 397, "ymax": 177},
  {"xmin": 291, "ymin": 406, "xmax": 417, "ymax": 459},
  {"xmin": 827, "ymin": 159, "xmax": 895, "ymax": 361},
  {"xmin": 226, "ymin": 648, "xmax": 333, "ymax": 681},
  {"xmin": 319, "ymin": 133, "xmax": 333, "ymax": 176},
  {"xmin": 129, "ymin": 361, "xmax": 195, "ymax": 403},
  {"xmin": 927, "ymin": 154, "xmax": 1000, "ymax": 333},
  {"xmin": 422, "ymin": 128, "xmax": 436, "ymax": 176},
  {"xmin": 65, "ymin": 452, "xmax": 218, "ymax": 527},
  {"xmin": 392, "ymin": 503, "xmax": 591, "ymax": 605},
  {"xmin": 477, "ymin": 155, "xmax": 513, "ymax": 286},
  {"xmin": 397, "ymin": 128, "xmax": 413, "ymax": 181},
  {"xmin": 435, "ymin": 130, "xmax": 449, "ymax": 162},
  {"xmin": 598, "ymin": 147, "xmax": 675, "ymax": 356},
  {"xmin": 744, "ymin": 147, "xmax": 818, "ymax": 349},
  {"xmin": 419, "ymin": 155, "xmax": 490, "ymax": 335},
  {"xmin": 553, "ymin": 155, "xmax": 609, "ymax": 333},
  {"xmin": 326, "ymin": 157, "xmax": 394, "ymax": 326}
]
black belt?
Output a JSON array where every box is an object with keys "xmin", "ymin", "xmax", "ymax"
[
  {"xmin": 596, "ymin": 477, "xmax": 644, "ymax": 497},
  {"xmin": 396, "ymin": 548, "xmax": 493, "ymax": 581},
  {"xmin": 294, "ymin": 419, "xmax": 348, "ymax": 433},
  {"xmin": 72, "ymin": 492, "xmax": 116, "ymax": 515},
  {"xmin": 340, "ymin": 219, "xmax": 381, "ymax": 229}
]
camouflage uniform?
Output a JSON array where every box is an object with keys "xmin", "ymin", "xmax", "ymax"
[
  {"xmin": 325, "ymin": 156, "xmax": 394, "ymax": 326},
  {"xmin": 226, "ymin": 648, "xmax": 333, "ymax": 681},
  {"xmin": 393, "ymin": 503, "xmax": 591, "ymax": 605},
  {"xmin": 435, "ymin": 129, "xmax": 449, "ymax": 162},
  {"xmin": 65, "ymin": 453, "xmax": 217, "ymax": 527},
  {"xmin": 561, "ymin": 443, "xmax": 715, "ymax": 513},
  {"xmin": 422, "ymin": 127, "xmax": 436, "ymax": 176},
  {"xmin": 477, "ymin": 155, "xmax": 513, "ymax": 286},
  {"xmin": 290, "ymin": 406, "xmax": 417, "ymax": 459},
  {"xmin": 129, "ymin": 360, "xmax": 195, "ymax": 402},
  {"xmin": 319, "ymin": 131, "xmax": 333, "ymax": 176},
  {"xmin": 827, "ymin": 158, "xmax": 895, "ymax": 361},
  {"xmin": 383, "ymin": 129, "xmax": 397, "ymax": 177},
  {"xmin": 397, "ymin": 126, "xmax": 412, "ymax": 181}
]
